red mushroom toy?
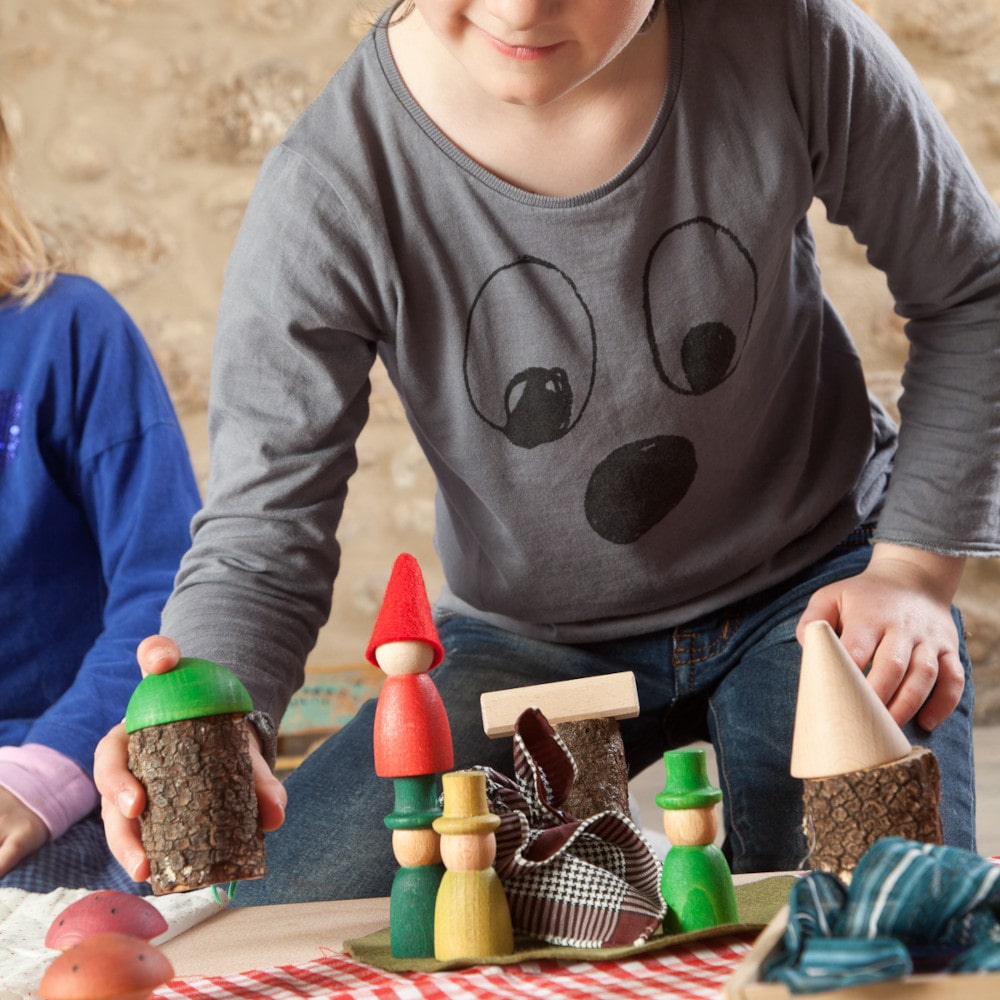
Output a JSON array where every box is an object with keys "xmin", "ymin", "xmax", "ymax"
[
  {"xmin": 45, "ymin": 891, "xmax": 167, "ymax": 951},
  {"xmin": 38, "ymin": 932, "xmax": 174, "ymax": 1000}
]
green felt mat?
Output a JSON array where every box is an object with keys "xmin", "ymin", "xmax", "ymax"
[{"xmin": 344, "ymin": 875, "xmax": 796, "ymax": 972}]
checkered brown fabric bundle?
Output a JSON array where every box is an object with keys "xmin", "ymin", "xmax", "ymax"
[{"xmin": 476, "ymin": 708, "xmax": 665, "ymax": 948}]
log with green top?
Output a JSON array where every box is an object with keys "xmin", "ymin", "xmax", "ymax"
[{"xmin": 125, "ymin": 657, "xmax": 266, "ymax": 894}]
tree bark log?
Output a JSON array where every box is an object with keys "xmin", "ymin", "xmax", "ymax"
[
  {"xmin": 128, "ymin": 713, "xmax": 266, "ymax": 894},
  {"xmin": 555, "ymin": 717, "xmax": 630, "ymax": 818},
  {"xmin": 801, "ymin": 745, "xmax": 943, "ymax": 882}
]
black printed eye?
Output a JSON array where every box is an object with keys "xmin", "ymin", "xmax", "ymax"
[
  {"xmin": 464, "ymin": 256, "xmax": 596, "ymax": 449},
  {"xmin": 643, "ymin": 218, "xmax": 758, "ymax": 396}
]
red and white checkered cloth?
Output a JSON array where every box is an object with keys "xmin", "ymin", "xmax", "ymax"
[
  {"xmin": 154, "ymin": 935, "xmax": 755, "ymax": 1000},
  {"xmin": 153, "ymin": 859, "xmax": 1000, "ymax": 998}
]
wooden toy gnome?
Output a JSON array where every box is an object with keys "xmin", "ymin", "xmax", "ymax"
[
  {"xmin": 433, "ymin": 769, "xmax": 514, "ymax": 961},
  {"xmin": 791, "ymin": 620, "xmax": 943, "ymax": 882},
  {"xmin": 368, "ymin": 552, "xmax": 454, "ymax": 957},
  {"xmin": 126, "ymin": 657, "xmax": 265, "ymax": 894},
  {"xmin": 383, "ymin": 775, "xmax": 446, "ymax": 958},
  {"xmin": 657, "ymin": 747, "xmax": 738, "ymax": 933}
]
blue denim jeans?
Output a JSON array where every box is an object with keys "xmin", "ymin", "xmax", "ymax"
[{"xmin": 233, "ymin": 533, "xmax": 976, "ymax": 905}]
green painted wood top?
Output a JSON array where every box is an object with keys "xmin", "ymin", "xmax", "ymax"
[{"xmin": 125, "ymin": 657, "xmax": 253, "ymax": 733}]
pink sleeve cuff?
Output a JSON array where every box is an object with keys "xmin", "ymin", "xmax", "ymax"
[{"xmin": 0, "ymin": 744, "xmax": 100, "ymax": 839}]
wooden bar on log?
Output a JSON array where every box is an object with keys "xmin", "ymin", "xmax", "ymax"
[{"xmin": 481, "ymin": 673, "xmax": 639, "ymax": 817}]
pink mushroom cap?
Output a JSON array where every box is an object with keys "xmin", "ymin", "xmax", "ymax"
[
  {"xmin": 45, "ymin": 891, "xmax": 168, "ymax": 951},
  {"xmin": 38, "ymin": 932, "xmax": 174, "ymax": 1000}
]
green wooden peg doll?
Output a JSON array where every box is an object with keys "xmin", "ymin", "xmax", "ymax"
[{"xmin": 657, "ymin": 747, "xmax": 738, "ymax": 933}]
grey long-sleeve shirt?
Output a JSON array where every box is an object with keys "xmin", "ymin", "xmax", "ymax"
[{"xmin": 162, "ymin": 0, "xmax": 1000, "ymax": 731}]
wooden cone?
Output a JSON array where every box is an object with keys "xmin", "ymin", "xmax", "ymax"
[
  {"xmin": 128, "ymin": 714, "xmax": 265, "ymax": 894},
  {"xmin": 791, "ymin": 622, "xmax": 943, "ymax": 881},
  {"xmin": 790, "ymin": 621, "xmax": 911, "ymax": 779}
]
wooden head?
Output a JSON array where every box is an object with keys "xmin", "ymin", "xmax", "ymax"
[{"xmin": 392, "ymin": 828, "xmax": 442, "ymax": 868}]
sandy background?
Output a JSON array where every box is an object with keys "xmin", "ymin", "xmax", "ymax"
[{"xmin": 2, "ymin": 0, "xmax": 998, "ymax": 721}]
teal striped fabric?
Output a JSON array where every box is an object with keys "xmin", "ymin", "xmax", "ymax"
[{"xmin": 763, "ymin": 838, "xmax": 1000, "ymax": 993}]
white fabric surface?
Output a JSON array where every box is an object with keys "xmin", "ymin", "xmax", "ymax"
[{"xmin": 0, "ymin": 885, "xmax": 225, "ymax": 999}]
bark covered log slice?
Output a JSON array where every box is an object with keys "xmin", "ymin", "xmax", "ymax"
[
  {"xmin": 802, "ymin": 745, "xmax": 943, "ymax": 882},
  {"xmin": 555, "ymin": 717, "xmax": 630, "ymax": 818},
  {"xmin": 128, "ymin": 713, "xmax": 265, "ymax": 894}
]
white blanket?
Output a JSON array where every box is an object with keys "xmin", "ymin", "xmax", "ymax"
[{"xmin": 0, "ymin": 886, "xmax": 225, "ymax": 999}]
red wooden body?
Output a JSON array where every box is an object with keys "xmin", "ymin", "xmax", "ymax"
[{"xmin": 373, "ymin": 673, "xmax": 454, "ymax": 777}]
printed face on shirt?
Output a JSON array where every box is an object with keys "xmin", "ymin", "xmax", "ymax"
[{"xmin": 408, "ymin": 0, "xmax": 658, "ymax": 108}]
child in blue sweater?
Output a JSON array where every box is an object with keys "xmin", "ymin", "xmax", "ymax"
[{"xmin": 0, "ymin": 108, "xmax": 201, "ymax": 893}]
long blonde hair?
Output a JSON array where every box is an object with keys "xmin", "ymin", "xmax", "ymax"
[{"xmin": 0, "ymin": 106, "xmax": 58, "ymax": 304}]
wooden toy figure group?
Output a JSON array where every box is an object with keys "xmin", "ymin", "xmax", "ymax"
[
  {"xmin": 367, "ymin": 553, "xmax": 744, "ymax": 961},
  {"xmin": 119, "ymin": 549, "xmax": 941, "ymax": 964},
  {"xmin": 365, "ymin": 551, "xmax": 949, "ymax": 960}
]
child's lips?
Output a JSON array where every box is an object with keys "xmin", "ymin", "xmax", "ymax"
[{"xmin": 479, "ymin": 28, "xmax": 565, "ymax": 62}]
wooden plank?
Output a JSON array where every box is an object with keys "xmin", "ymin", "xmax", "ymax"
[{"xmin": 480, "ymin": 672, "xmax": 639, "ymax": 737}]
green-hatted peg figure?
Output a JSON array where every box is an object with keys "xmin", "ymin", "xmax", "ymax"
[
  {"xmin": 384, "ymin": 773, "xmax": 446, "ymax": 958},
  {"xmin": 657, "ymin": 747, "xmax": 738, "ymax": 933}
]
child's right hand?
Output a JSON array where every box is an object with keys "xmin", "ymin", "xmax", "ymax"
[
  {"xmin": 94, "ymin": 636, "xmax": 287, "ymax": 884},
  {"xmin": 0, "ymin": 787, "xmax": 49, "ymax": 878}
]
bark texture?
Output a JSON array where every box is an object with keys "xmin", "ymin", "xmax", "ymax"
[
  {"xmin": 128, "ymin": 713, "xmax": 266, "ymax": 894},
  {"xmin": 555, "ymin": 717, "xmax": 630, "ymax": 818},
  {"xmin": 802, "ymin": 745, "xmax": 943, "ymax": 882}
]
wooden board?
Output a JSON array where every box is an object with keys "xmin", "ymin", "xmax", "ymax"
[
  {"xmin": 724, "ymin": 904, "xmax": 1000, "ymax": 999},
  {"xmin": 480, "ymin": 672, "xmax": 639, "ymax": 737}
]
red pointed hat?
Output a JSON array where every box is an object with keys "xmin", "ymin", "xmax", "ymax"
[{"xmin": 365, "ymin": 553, "xmax": 444, "ymax": 669}]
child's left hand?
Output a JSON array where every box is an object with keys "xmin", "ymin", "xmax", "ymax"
[{"xmin": 796, "ymin": 542, "xmax": 967, "ymax": 732}]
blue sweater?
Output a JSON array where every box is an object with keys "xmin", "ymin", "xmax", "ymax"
[{"xmin": 0, "ymin": 274, "xmax": 200, "ymax": 775}]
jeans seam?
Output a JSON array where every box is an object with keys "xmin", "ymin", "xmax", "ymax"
[
  {"xmin": 706, "ymin": 697, "xmax": 745, "ymax": 867},
  {"xmin": 671, "ymin": 611, "xmax": 742, "ymax": 668}
]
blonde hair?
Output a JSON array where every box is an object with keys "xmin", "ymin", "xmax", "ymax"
[{"xmin": 0, "ymin": 107, "xmax": 59, "ymax": 304}]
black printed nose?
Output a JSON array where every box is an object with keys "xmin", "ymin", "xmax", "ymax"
[{"xmin": 584, "ymin": 435, "xmax": 697, "ymax": 544}]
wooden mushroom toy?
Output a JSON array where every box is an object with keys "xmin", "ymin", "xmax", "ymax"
[
  {"xmin": 791, "ymin": 620, "xmax": 943, "ymax": 881},
  {"xmin": 481, "ymin": 672, "xmax": 639, "ymax": 817},
  {"xmin": 39, "ymin": 932, "xmax": 173, "ymax": 1000},
  {"xmin": 45, "ymin": 891, "xmax": 167, "ymax": 951},
  {"xmin": 125, "ymin": 657, "xmax": 266, "ymax": 894}
]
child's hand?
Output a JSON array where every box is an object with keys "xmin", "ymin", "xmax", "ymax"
[
  {"xmin": 94, "ymin": 636, "xmax": 287, "ymax": 884},
  {"xmin": 0, "ymin": 787, "xmax": 49, "ymax": 878},
  {"xmin": 796, "ymin": 542, "xmax": 967, "ymax": 732}
]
